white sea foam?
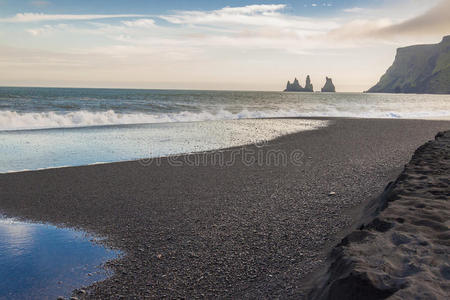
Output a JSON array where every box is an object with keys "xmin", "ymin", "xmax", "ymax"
[
  {"xmin": 0, "ymin": 109, "xmax": 297, "ymax": 131},
  {"xmin": 0, "ymin": 108, "xmax": 449, "ymax": 131}
]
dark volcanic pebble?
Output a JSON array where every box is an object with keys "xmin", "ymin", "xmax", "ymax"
[
  {"xmin": 0, "ymin": 118, "xmax": 449, "ymax": 299},
  {"xmin": 310, "ymin": 130, "xmax": 450, "ymax": 300}
]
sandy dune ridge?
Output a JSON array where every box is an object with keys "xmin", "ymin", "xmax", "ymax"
[{"xmin": 311, "ymin": 131, "xmax": 450, "ymax": 299}]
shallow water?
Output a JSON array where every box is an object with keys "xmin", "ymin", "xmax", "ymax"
[
  {"xmin": 0, "ymin": 218, "xmax": 120, "ymax": 299},
  {"xmin": 0, "ymin": 118, "xmax": 326, "ymax": 173}
]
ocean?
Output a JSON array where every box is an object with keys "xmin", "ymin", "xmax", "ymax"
[{"xmin": 1, "ymin": 87, "xmax": 449, "ymax": 172}]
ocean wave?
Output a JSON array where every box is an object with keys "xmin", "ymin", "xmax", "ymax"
[
  {"xmin": 0, "ymin": 109, "xmax": 295, "ymax": 131},
  {"xmin": 0, "ymin": 109, "xmax": 449, "ymax": 131}
]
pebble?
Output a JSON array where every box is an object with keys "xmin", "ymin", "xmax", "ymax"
[
  {"xmin": 76, "ymin": 289, "xmax": 86, "ymax": 295},
  {"xmin": 4, "ymin": 119, "xmax": 442, "ymax": 299}
]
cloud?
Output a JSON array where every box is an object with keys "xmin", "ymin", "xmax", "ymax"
[
  {"xmin": 1, "ymin": 13, "xmax": 146, "ymax": 22},
  {"xmin": 30, "ymin": 1, "xmax": 50, "ymax": 7},
  {"xmin": 377, "ymin": 0, "xmax": 450, "ymax": 36},
  {"xmin": 328, "ymin": 19, "xmax": 393, "ymax": 41},
  {"xmin": 81, "ymin": 4, "xmax": 341, "ymax": 56},
  {"xmin": 159, "ymin": 4, "xmax": 337, "ymax": 31},
  {"xmin": 160, "ymin": 4, "xmax": 288, "ymax": 26},
  {"xmin": 122, "ymin": 19, "xmax": 156, "ymax": 28},
  {"xmin": 19, "ymin": 2, "xmax": 446, "ymax": 55},
  {"xmin": 342, "ymin": 7, "xmax": 364, "ymax": 13},
  {"xmin": 215, "ymin": 4, "xmax": 286, "ymax": 14},
  {"xmin": 27, "ymin": 24, "xmax": 53, "ymax": 36},
  {"xmin": 330, "ymin": 0, "xmax": 450, "ymax": 40},
  {"xmin": 26, "ymin": 23, "xmax": 71, "ymax": 36}
]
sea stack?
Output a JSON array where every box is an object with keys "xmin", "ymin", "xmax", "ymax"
[
  {"xmin": 321, "ymin": 77, "xmax": 336, "ymax": 92},
  {"xmin": 284, "ymin": 75, "xmax": 314, "ymax": 92},
  {"xmin": 305, "ymin": 75, "xmax": 313, "ymax": 92}
]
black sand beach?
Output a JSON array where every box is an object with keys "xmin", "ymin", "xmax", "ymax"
[
  {"xmin": 1, "ymin": 118, "xmax": 449, "ymax": 299},
  {"xmin": 311, "ymin": 130, "xmax": 449, "ymax": 300}
]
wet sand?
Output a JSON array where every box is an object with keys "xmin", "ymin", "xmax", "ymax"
[{"xmin": 0, "ymin": 118, "xmax": 449, "ymax": 298}]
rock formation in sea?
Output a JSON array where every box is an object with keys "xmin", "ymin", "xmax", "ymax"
[
  {"xmin": 321, "ymin": 77, "xmax": 335, "ymax": 92},
  {"xmin": 367, "ymin": 35, "xmax": 450, "ymax": 94},
  {"xmin": 284, "ymin": 76, "xmax": 314, "ymax": 92},
  {"xmin": 305, "ymin": 75, "xmax": 314, "ymax": 91}
]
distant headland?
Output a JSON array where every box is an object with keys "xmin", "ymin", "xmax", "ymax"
[
  {"xmin": 284, "ymin": 76, "xmax": 335, "ymax": 92},
  {"xmin": 367, "ymin": 35, "xmax": 450, "ymax": 94}
]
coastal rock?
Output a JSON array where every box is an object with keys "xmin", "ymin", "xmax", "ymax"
[
  {"xmin": 367, "ymin": 35, "xmax": 450, "ymax": 94},
  {"xmin": 321, "ymin": 77, "xmax": 335, "ymax": 92},
  {"xmin": 305, "ymin": 75, "xmax": 314, "ymax": 91},
  {"xmin": 284, "ymin": 75, "xmax": 314, "ymax": 92}
]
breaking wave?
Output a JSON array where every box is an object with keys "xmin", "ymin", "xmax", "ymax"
[
  {"xmin": 0, "ymin": 108, "xmax": 449, "ymax": 131},
  {"xmin": 0, "ymin": 109, "xmax": 298, "ymax": 131}
]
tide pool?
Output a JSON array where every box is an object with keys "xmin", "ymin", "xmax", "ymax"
[{"xmin": 0, "ymin": 217, "xmax": 120, "ymax": 299}]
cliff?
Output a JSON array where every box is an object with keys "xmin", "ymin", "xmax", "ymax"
[
  {"xmin": 367, "ymin": 36, "xmax": 450, "ymax": 94},
  {"xmin": 284, "ymin": 76, "xmax": 314, "ymax": 92},
  {"xmin": 321, "ymin": 77, "xmax": 335, "ymax": 92}
]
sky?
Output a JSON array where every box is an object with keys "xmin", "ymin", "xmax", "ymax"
[{"xmin": 0, "ymin": 0, "xmax": 449, "ymax": 91}]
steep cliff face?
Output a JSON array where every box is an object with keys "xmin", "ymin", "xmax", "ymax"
[
  {"xmin": 284, "ymin": 76, "xmax": 314, "ymax": 92},
  {"xmin": 367, "ymin": 36, "xmax": 450, "ymax": 94},
  {"xmin": 321, "ymin": 77, "xmax": 336, "ymax": 92}
]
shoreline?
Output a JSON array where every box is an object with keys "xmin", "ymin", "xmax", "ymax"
[
  {"xmin": 3, "ymin": 116, "xmax": 450, "ymax": 175},
  {"xmin": 1, "ymin": 117, "xmax": 449, "ymax": 298},
  {"xmin": 1, "ymin": 114, "xmax": 450, "ymax": 135}
]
